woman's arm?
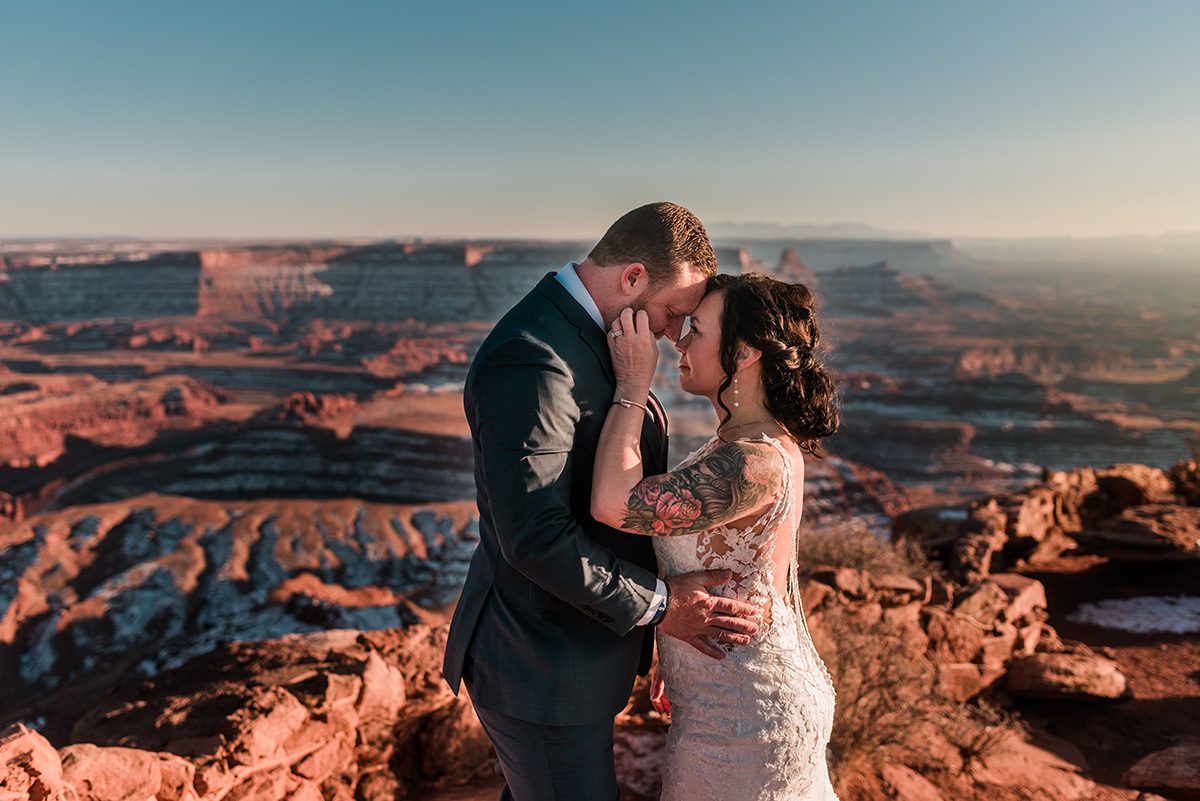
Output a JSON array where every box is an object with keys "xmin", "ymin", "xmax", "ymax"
[
  {"xmin": 594, "ymin": 437, "xmax": 783, "ymax": 536},
  {"xmin": 592, "ymin": 308, "xmax": 660, "ymax": 527},
  {"xmin": 591, "ymin": 308, "xmax": 784, "ymax": 536}
]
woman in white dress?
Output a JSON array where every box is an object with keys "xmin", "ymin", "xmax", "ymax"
[{"xmin": 592, "ymin": 272, "xmax": 841, "ymax": 801}]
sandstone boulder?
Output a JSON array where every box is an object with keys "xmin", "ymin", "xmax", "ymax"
[
  {"xmin": 869, "ymin": 573, "xmax": 926, "ymax": 605},
  {"xmin": 978, "ymin": 621, "xmax": 1019, "ymax": 664},
  {"xmin": 1004, "ymin": 652, "xmax": 1128, "ymax": 701},
  {"xmin": 59, "ymin": 744, "xmax": 163, "ymax": 801},
  {"xmin": 935, "ymin": 662, "xmax": 1006, "ymax": 702},
  {"xmin": 0, "ymin": 723, "xmax": 72, "ymax": 801},
  {"xmin": 996, "ymin": 487, "xmax": 1057, "ymax": 544},
  {"xmin": 417, "ymin": 698, "xmax": 494, "ymax": 782},
  {"xmin": 1123, "ymin": 745, "xmax": 1200, "ymax": 801},
  {"xmin": 1044, "ymin": 466, "xmax": 1098, "ymax": 531},
  {"xmin": 1086, "ymin": 504, "xmax": 1200, "ymax": 556},
  {"xmin": 923, "ymin": 607, "xmax": 984, "ymax": 664},
  {"xmin": 797, "ymin": 579, "xmax": 835, "ymax": 614},
  {"xmin": 65, "ymin": 625, "xmax": 482, "ymax": 801},
  {"xmin": 968, "ymin": 729, "xmax": 1092, "ymax": 801},
  {"xmin": 954, "ymin": 581, "xmax": 1010, "ymax": 628},
  {"xmin": 988, "ymin": 573, "xmax": 1048, "ymax": 624},
  {"xmin": 951, "ymin": 500, "xmax": 1008, "ymax": 582},
  {"xmin": 811, "ymin": 566, "xmax": 872, "ymax": 599},
  {"xmin": 1096, "ymin": 464, "xmax": 1176, "ymax": 507}
]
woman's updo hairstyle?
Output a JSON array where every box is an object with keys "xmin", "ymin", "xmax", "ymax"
[{"xmin": 708, "ymin": 272, "xmax": 840, "ymax": 455}]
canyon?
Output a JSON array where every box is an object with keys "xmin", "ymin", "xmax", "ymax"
[{"xmin": 1, "ymin": 236, "xmax": 1197, "ymax": 800}]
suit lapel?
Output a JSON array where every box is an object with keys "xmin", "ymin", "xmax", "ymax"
[
  {"xmin": 535, "ymin": 272, "xmax": 666, "ymax": 471},
  {"xmin": 535, "ymin": 273, "xmax": 615, "ymax": 384}
]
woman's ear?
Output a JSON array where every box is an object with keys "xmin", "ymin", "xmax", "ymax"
[{"xmin": 736, "ymin": 342, "xmax": 762, "ymax": 371}]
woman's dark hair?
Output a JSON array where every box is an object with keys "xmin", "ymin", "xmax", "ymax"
[{"xmin": 708, "ymin": 272, "xmax": 840, "ymax": 455}]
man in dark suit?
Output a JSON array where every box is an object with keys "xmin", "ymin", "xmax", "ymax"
[{"xmin": 443, "ymin": 202, "xmax": 762, "ymax": 800}]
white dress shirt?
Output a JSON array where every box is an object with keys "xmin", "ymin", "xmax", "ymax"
[{"xmin": 555, "ymin": 263, "xmax": 669, "ymax": 626}]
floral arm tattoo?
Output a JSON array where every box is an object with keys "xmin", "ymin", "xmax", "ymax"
[{"xmin": 621, "ymin": 441, "xmax": 785, "ymax": 536}]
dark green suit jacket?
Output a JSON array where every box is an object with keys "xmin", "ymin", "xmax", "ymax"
[{"xmin": 442, "ymin": 273, "xmax": 668, "ymax": 725}]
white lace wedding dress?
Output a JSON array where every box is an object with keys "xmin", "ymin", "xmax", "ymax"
[{"xmin": 654, "ymin": 434, "xmax": 839, "ymax": 801}]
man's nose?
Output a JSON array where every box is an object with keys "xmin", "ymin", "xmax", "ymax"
[
  {"xmin": 664, "ymin": 317, "xmax": 684, "ymax": 343},
  {"xmin": 674, "ymin": 331, "xmax": 690, "ymax": 354}
]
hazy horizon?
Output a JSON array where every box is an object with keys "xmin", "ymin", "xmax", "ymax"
[{"xmin": 3, "ymin": 1, "xmax": 1198, "ymax": 240}]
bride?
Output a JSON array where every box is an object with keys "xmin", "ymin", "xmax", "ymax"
[{"xmin": 591, "ymin": 272, "xmax": 841, "ymax": 800}]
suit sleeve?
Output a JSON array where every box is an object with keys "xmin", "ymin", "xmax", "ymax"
[{"xmin": 470, "ymin": 336, "xmax": 659, "ymax": 635}]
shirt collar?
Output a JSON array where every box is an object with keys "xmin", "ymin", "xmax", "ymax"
[{"xmin": 554, "ymin": 262, "xmax": 606, "ymax": 331}]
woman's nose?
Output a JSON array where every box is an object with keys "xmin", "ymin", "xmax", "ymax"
[{"xmin": 674, "ymin": 332, "xmax": 691, "ymax": 354}]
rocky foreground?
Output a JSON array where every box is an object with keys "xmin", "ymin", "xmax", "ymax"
[{"xmin": 2, "ymin": 457, "xmax": 1198, "ymax": 801}]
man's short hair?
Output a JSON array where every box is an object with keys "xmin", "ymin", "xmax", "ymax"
[{"xmin": 587, "ymin": 202, "xmax": 717, "ymax": 286}]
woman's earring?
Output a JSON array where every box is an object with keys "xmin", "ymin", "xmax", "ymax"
[{"xmin": 733, "ymin": 375, "xmax": 740, "ymax": 408}]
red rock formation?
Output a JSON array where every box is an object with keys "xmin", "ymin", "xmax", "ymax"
[
  {"xmin": 277, "ymin": 391, "xmax": 358, "ymax": 425},
  {"xmin": 775, "ymin": 248, "xmax": 819, "ymax": 287},
  {"xmin": 894, "ymin": 461, "xmax": 1193, "ymax": 582},
  {"xmin": 1, "ymin": 626, "xmax": 493, "ymax": 801},
  {"xmin": 0, "ymin": 375, "xmax": 228, "ymax": 470}
]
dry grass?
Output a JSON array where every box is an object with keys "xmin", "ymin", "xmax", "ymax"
[
  {"xmin": 797, "ymin": 517, "xmax": 943, "ymax": 580},
  {"xmin": 796, "ymin": 519, "xmax": 1022, "ymax": 790},
  {"xmin": 813, "ymin": 605, "xmax": 1024, "ymax": 792}
]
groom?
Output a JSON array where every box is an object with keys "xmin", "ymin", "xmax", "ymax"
[{"xmin": 443, "ymin": 202, "xmax": 762, "ymax": 800}]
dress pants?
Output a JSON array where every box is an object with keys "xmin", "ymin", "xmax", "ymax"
[{"xmin": 471, "ymin": 701, "xmax": 621, "ymax": 801}]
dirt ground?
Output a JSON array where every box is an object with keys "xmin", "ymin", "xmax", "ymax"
[
  {"xmin": 1016, "ymin": 552, "xmax": 1200, "ymax": 797},
  {"xmin": 418, "ymin": 552, "xmax": 1199, "ymax": 801}
]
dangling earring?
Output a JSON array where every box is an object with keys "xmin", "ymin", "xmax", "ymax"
[{"xmin": 733, "ymin": 375, "xmax": 740, "ymax": 408}]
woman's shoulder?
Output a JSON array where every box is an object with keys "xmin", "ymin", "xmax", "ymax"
[{"xmin": 700, "ymin": 436, "xmax": 791, "ymax": 485}]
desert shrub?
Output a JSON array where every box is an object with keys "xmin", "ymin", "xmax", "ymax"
[
  {"xmin": 813, "ymin": 605, "xmax": 1024, "ymax": 790},
  {"xmin": 797, "ymin": 517, "xmax": 943, "ymax": 580}
]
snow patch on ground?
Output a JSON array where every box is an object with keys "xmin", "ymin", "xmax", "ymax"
[{"xmin": 1065, "ymin": 595, "xmax": 1200, "ymax": 634}]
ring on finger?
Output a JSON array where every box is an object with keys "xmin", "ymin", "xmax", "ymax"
[{"xmin": 609, "ymin": 330, "xmax": 623, "ymax": 338}]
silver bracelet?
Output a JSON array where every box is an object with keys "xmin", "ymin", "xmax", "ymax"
[{"xmin": 613, "ymin": 397, "xmax": 650, "ymax": 415}]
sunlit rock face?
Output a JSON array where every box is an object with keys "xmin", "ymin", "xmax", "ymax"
[{"xmin": 1, "ymin": 625, "xmax": 495, "ymax": 801}]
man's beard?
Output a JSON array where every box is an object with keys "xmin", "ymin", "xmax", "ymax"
[{"xmin": 628, "ymin": 286, "xmax": 660, "ymax": 314}]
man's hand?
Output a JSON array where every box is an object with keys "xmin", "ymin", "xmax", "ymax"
[
  {"xmin": 649, "ymin": 666, "xmax": 670, "ymax": 717},
  {"xmin": 658, "ymin": 569, "xmax": 760, "ymax": 660}
]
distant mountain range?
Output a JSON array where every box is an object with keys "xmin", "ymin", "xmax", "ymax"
[
  {"xmin": 708, "ymin": 221, "xmax": 934, "ymax": 241},
  {"xmin": 705, "ymin": 223, "xmax": 1200, "ymax": 270},
  {"xmin": 956, "ymin": 232, "xmax": 1200, "ymax": 268}
]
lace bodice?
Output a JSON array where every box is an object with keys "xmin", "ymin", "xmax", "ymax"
[
  {"xmin": 655, "ymin": 433, "xmax": 835, "ymax": 691},
  {"xmin": 654, "ymin": 433, "xmax": 839, "ymax": 801}
]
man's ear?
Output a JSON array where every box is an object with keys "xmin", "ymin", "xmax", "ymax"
[
  {"xmin": 618, "ymin": 263, "xmax": 649, "ymax": 298},
  {"xmin": 736, "ymin": 342, "xmax": 762, "ymax": 371}
]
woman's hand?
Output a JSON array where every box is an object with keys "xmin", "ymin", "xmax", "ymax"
[
  {"xmin": 608, "ymin": 307, "xmax": 658, "ymax": 398},
  {"xmin": 649, "ymin": 666, "xmax": 671, "ymax": 718}
]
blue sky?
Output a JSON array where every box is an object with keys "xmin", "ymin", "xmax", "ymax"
[{"xmin": 1, "ymin": 1, "xmax": 1197, "ymax": 239}]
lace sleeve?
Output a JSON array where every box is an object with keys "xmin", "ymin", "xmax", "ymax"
[{"xmin": 694, "ymin": 442, "xmax": 792, "ymax": 619}]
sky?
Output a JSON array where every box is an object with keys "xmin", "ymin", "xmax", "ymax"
[{"xmin": 1, "ymin": 0, "xmax": 1198, "ymax": 240}]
